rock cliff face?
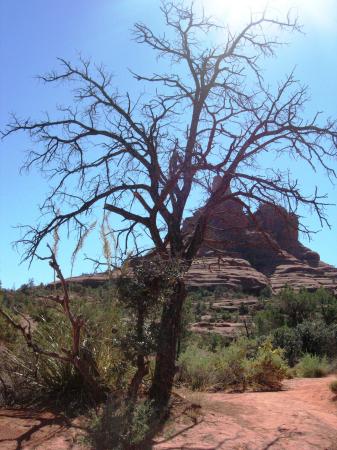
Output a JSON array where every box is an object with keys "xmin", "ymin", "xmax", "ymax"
[
  {"xmin": 60, "ymin": 182, "xmax": 337, "ymax": 295},
  {"xmin": 183, "ymin": 180, "xmax": 337, "ymax": 295}
]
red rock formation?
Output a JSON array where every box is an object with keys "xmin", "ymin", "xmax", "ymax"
[
  {"xmin": 60, "ymin": 181, "xmax": 337, "ymax": 295},
  {"xmin": 181, "ymin": 186, "xmax": 336, "ymax": 294}
]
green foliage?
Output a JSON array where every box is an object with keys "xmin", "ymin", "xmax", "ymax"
[
  {"xmin": 246, "ymin": 341, "xmax": 289, "ymax": 390},
  {"xmin": 90, "ymin": 397, "xmax": 155, "ymax": 449},
  {"xmin": 238, "ymin": 302, "xmax": 249, "ymax": 315},
  {"xmin": 2, "ymin": 277, "xmax": 337, "ymax": 418},
  {"xmin": 116, "ymin": 256, "xmax": 185, "ymax": 383},
  {"xmin": 254, "ymin": 305, "xmax": 285, "ymax": 335},
  {"xmin": 294, "ymin": 354, "xmax": 330, "ymax": 378},
  {"xmin": 277, "ymin": 287, "xmax": 316, "ymax": 327},
  {"xmin": 214, "ymin": 339, "xmax": 249, "ymax": 389},
  {"xmin": 183, "ymin": 331, "xmax": 231, "ymax": 352},
  {"xmin": 254, "ymin": 287, "xmax": 318, "ymax": 335},
  {"xmin": 194, "ymin": 299, "xmax": 207, "ymax": 320},
  {"xmin": 272, "ymin": 326, "xmax": 303, "ymax": 366},
  {"xmin": 253, "ymin": 288, "xmax": 337, "ymax": 366},
  {"xmin": 177, "ymin": 337, "xmax": 289, "ymax": 392},
  {"xmin": 0, "ymin": 284, "xmax": 131, "ymax": 409},
  {"xmin": 179, "ymin": 295, "xmax": 195, "ymax": 353},
  {"xmin": 255, "ymin": 288, "xmax": 337, "ymax": 333},
  {"xmin": 312, "ymin": 288, "xmax": 337, "ymax": 325},
  {"xmin": 0, "ymin": 304, "xmax": 18, "ymax": 348},
  {"xmin": 259, "ymin": 285, "xmax": 273, "ymax": 299},
  {"xmin": 178, "ymin": 345, "xmax": 220, "ymax": 390},
  {"xmin": 295, "ymin": 320, "xmax": 331, "ymax": 356}
]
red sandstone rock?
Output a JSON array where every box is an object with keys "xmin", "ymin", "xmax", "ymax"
[{"xmin": 58, "ymin": 195, "xmax": 337, "ymax": 295}]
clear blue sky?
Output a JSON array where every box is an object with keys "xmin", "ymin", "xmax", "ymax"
[{"xmin": 0, "ymin": 0, "xmax": 336, "ymax": 288}]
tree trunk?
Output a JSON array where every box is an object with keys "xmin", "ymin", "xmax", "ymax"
[
  {"xmin": 73, "ymin": 356, "xmax": 107, "ymax": 403},
  {"xmin": 127, "ymin": 302, "xmax": 148, "ymax": 402},
  {"xmin": 149, "ymin": 278, "xmax": 187, "ymax": 408}
]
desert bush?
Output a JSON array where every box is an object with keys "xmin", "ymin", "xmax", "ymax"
[
  {"xmin": 0, "ymin": 293, "xmax": 20, "ymax": 347},
  {"xmin": 259, "ymin": 286, "xmax": 273, "ymax": 299},
  {"xmin": 215, "ymin": 340, "xmax": 248, "ymax": 390},
  {"xmin": 271, "ymin": 321, "xmax": 337, "ymax": 364},
  {"xmin": 0, "ymin": 315, "xmax": 18, "ymax": 348},
  {"xmin": 239, "ymin": 302, "xmax": 249, "ymax": 315},
  {"xmin": 177, "ymin": 345, "xmax": 219, "ymax": 390},
  {"xmin": 254, "ymin": 288, "xmax": 332, "ymax": 337},
  {"xmin": 90, "ymin": 397, "xmax": 155, "ymax": 450},
  {"xmin": 254, "ymin": 306, "xmax": 285, "ymax": 335},
  {"xmin": 253, "ymin": 288, "xmax": 337, "ymax": 363},
  {"xmin": 272, "ymin": 326, "xmax": 303, "ymax": 366},
  {"xmin": 194, "ymin": 299, "xmax": 207, "ymax": 321},
  {"xmin": 254, "ymin": 288, "xmax": 337, "ymax": 336},
  {"xmin": 0, "ymin": 341, "xmax": 92, "ymax": 410},
  {"xmin": 177, "ymin": 338, "xmax": 289, "ymax": 392},
  {"xmin": 311, "ymin": 288, "xmax": 337, "ymax": 325},
  {"xmin": 294, "ymin": 354, "xmax": 330, "ymax": 378},
  {"xmin": 295, "ymin": 320, "xmax": 331, "ymax": 356},
  {"xmin": 276, "ymin": 288, "xmax": 316, "ymax": 327},
  {"xmin": 0, "ymin": 288, "xmax": 131, "ymax": 409},
  {"xmin": 245, "ymin": 341, "xmax": 289, "ymax": 390}
]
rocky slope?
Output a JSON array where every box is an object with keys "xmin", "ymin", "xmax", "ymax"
[{"xmin": 185, "ymin": 254, "xmax": 337, "ymax": 295}]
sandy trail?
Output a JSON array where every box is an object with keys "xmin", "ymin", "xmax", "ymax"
[
  {"xmin": 154, "ymin": 376, "xmax": 337, "ymax": 450},
  {"xmin": 0, "ymin": 409, "xmax": 87, "ymax": 450},
  {"xmin": 0, "ymin": 376, "xmax": 336, "ymax": 449}
]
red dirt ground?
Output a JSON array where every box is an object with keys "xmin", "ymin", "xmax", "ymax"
[
  {"xmin": 0, "ymin": 409, "xmax": 88, "ymax": 449},
  {"xmin": 153, "ymin": 376, "xmax": 337, "ymax": 450},
  {"xmin": 1, "ymin": 376, "xmax": 337, "ymax": 449}
]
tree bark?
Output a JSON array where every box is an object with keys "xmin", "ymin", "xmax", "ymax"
[
  {"xmin": 127, "ymin": 302, "xmax": 148, "ymax": 402},
  {"xmin": 149, "ymin": 278, "xmax": 187, "ymax": 408}
]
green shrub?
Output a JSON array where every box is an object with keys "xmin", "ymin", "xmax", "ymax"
[
  {"xmin": 311, "ymin": 288, "xmax": 337, "ymax": 325},
  {"xmin": 177, "ymin": 345, "xmax": 219, "ymax": 390},
  {"xmin": 271, "ymin": 321, "xmax": 337, "ymax": 364},
  {"xmin": 254, "ymin": 307, "xmax": 285, "ymax": 335},
  {"xmin": 178, "ymin": 338, "xmax": 289, "ymax": 392},
  {"xmin": 253, "ymin": 288, "xmax": 337, "ymax": 361},
  {"xmin": 245, "ymin": 341, "xmax": 289, "ymax": 390},
  {"xmin": 277, "ymin": 288, "xmax": 316, "ymax": 327},
  {"xmin": 215, "ymin": 340, "xmax": 248, "ymax": 389},
  {"xmin": 295, "ymin": 320, "xmax": 330, "ymax": 356},
  {"xmin": 0, "ymin": 290, "xmax": 131, "ymax": 409},
  {"xmin": 272, "ymin": 326, "xmax": 302, "ymax": 366},
  {"xmin": 221, "ymin": 311, "xmax": 232, "ymax": 321},
  {"xmin": 294, "ymin": 354, "xmax": 330, "ymax": 378},
  {"xmin": 0, "ymin": 316, "xmax": 18, "ymax": 348},
  {"xmin": 239, "ymin": 302, "xmax": 249, "ymax": 315},
  {"xmin": 90, "ymin": 397, "xmax": 155, "ymax": 449},
  {"xmin": 259, "ymin": 286, "xmax": 273, "ymax": 299},
  {"xmin": 253, "ymin": 288, "xmax": 336, "ymax": 338},
  {"xmin": 325, "ymin": 324, "xmax": 337, "ymax": 357}
]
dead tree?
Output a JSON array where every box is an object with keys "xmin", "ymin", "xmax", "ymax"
[{"xmin": 3, "ymin": 2, "xmax": 337, "ymax": 407}]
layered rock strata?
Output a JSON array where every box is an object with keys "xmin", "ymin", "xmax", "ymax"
[
  {"xmin": 182, "ymin": 177, "xmax": 336, "ymax": 295},
  {"xmin": 59, "ymin": 180, "xmax": 337, "ymax": 295}
]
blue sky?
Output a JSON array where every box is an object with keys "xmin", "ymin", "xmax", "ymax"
[{"xmin": 0, "ymin": 0, "xmax": 336, "ymax": 288}]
